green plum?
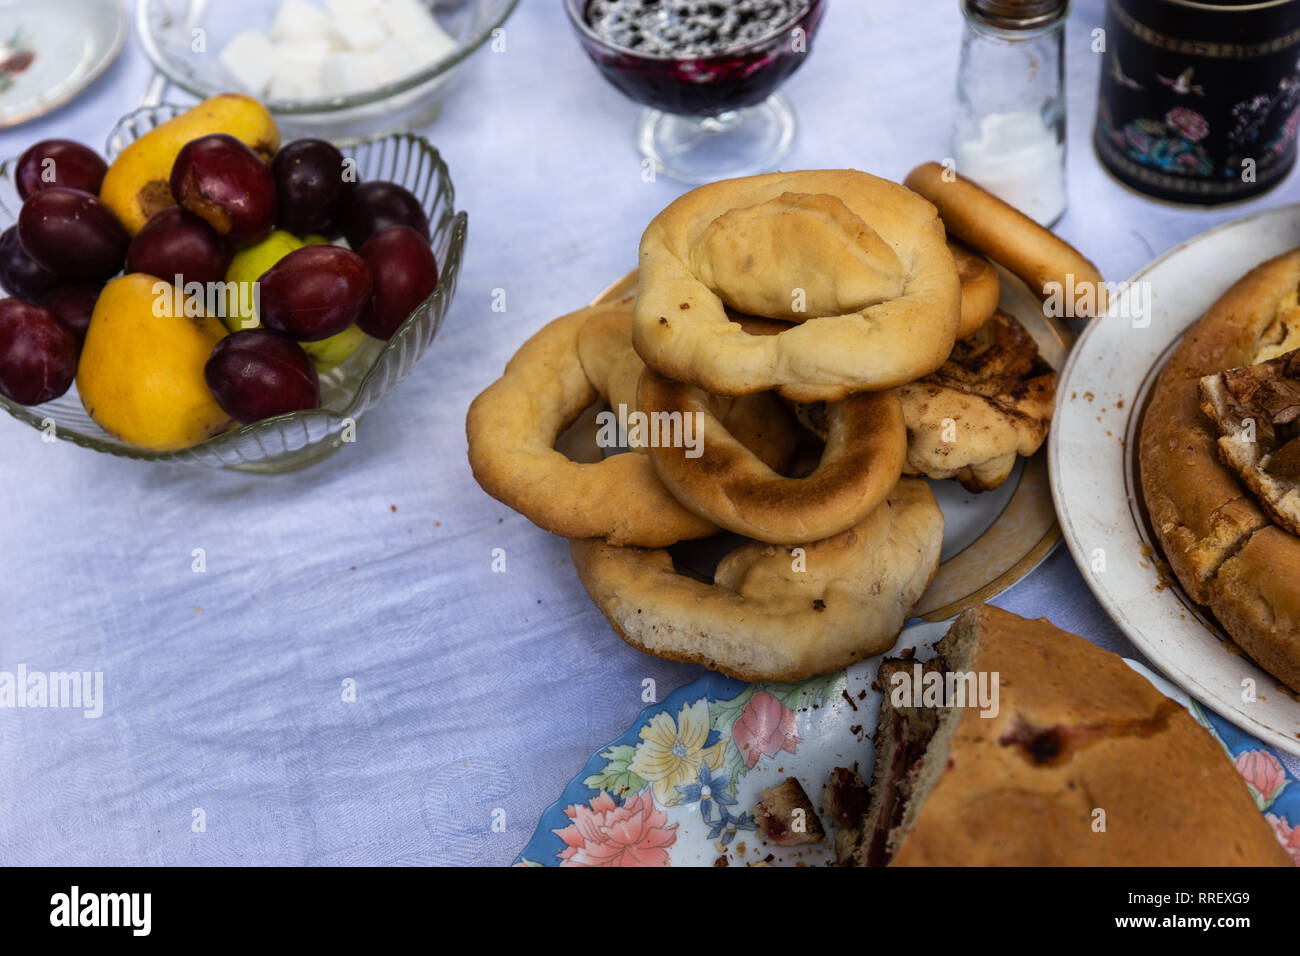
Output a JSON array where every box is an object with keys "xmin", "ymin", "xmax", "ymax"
[{"xmin": 222, "ymin": 229, "xmax": 367, "ymax": 371}]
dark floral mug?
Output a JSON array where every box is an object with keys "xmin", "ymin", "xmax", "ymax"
[{"xmin": 1095, "ymin": 0, "xmax": 1300, "ymax": 204}]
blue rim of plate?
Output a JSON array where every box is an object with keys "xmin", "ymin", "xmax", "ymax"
[{"xmin": 516, "ymin": 669, "xmax": 747, "ymax": 867}]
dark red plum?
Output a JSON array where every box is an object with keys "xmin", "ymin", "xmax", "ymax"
[
  {"xmin": 170, "ymin": 134, "xmax": 276, "ymax": 247},
  {"xmin": 341, "ymin": 180, "xmax": 428, "ymax": 250},
  {"xmin": 127, "ymin": 206, "xmax": 233, "ymax": 287},
  {"xmin": 17, "ymin": 188, "xmax": 129, "ymax": 283},
  {"xmin": 357, "ymin": 225, "xmax": 438, "ymax": 340},
  {"xmin": 205, "ymin": 328, "xmax": 321, "ymax": 423},
  {"xmin": 0, "ymin": 299, "xmax": 79, "ymax": 405},
  {"xmin": 16, "ymin": 139, "xmax": 108, "ymax": 199},
  {"xmin": 258, "ymin": 245, "xmax": 372, "ymax": 342},
  {"xmin": 272, "ymin": 138, "xmax": 356, "ymax": 236}
]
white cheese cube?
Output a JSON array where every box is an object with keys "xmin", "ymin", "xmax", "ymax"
[
  {"xmin": 327, "ymin": 8, "xmax": 387, "ymax": 51},
  {"xmin": 219, "ymin": 30, "xmax": 276, "ymax": 96},
  {"xmin": 277, "ymin": 37, "xmax": 334, "ymax": 70},
  {"xmin": 326, "ymin": 0, "xmax": 381, "ymax": 16},
  {"xmin": 377, "ymin": 0, "xmax": 439, "ymax": 39},
  {"xmin": 367, "ymin": 36, "xmax": 418, "ymax": 85},
  {"xmin": 320, "ymin": 50, "xmax": 385, "ymax": 95},
  {"xmin": 407, "ymin": 26, "xmax": 456, "ymax": 67},
  {"xmin": 267, "ymin": 66, "xmax": 322, "ymax": 101},
  {"xmin": 270, "ymin": 0, "xmax": 334, "ymax": 43}
]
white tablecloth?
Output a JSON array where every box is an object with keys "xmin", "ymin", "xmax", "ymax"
[{"xmin": 1, "ymin": 0, "xmax": 1297, "ymax": 866}]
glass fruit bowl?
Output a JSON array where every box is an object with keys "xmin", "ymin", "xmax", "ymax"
[
  {"xmin": 0, "ymin": 104, "xmax": 466, "ymax": 473},
  {"xmin": 135, "ymin": 0, "xmax": 519, "ymax": 140}
]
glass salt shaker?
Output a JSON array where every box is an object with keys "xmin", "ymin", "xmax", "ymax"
[{"xmin": 953, "ymin": 0, "xmax": 1069, "ymax": 227}]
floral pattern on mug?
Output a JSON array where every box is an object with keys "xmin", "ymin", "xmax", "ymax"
[{"xmin": 1101, "ymin": 107, "xmax": 1215, "ymax": 176}]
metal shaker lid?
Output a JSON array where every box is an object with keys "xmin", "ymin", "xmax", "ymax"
[{"xmin": 964, "ymin": 0, "xmax": 1069, "ymax": 30}]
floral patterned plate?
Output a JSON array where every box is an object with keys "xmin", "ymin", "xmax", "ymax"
[{"xmin": 516, "ymin": 623, "xmax": 1300, "ymax": 866}]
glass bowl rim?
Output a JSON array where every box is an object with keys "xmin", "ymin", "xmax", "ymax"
[
  {"xmin": 563, "ymin": 0, "xmax": 824, "ymax": 63},
  {"xmin": 133, "ymin": 0, "xmax": 521, "ymax": 114},
  {"xmin": 0, "ymin": 118, "xmax": 467, "ymax": 464}
]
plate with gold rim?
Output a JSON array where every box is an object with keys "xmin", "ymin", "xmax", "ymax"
[{"xmin": 1050, "ymin": 204, "xmax": 1300, "ymax": 756}]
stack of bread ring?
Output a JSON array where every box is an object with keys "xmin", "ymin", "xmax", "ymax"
[{"xmin": 468, "ymin": 164, "xmax": 1105, "ymax": 682}]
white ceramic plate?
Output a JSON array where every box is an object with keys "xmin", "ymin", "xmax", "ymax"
[
  {"xmin": 0, "ymin": 0, "xmax": 126, "ymax": 127},
  {"xmin": 1050, "ymin": 204, "xmax": 1300, "ymax": 756}
]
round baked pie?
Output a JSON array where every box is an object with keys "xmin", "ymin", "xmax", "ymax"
[
  {"xmin": 1139, "ymin": 248, "xmax": 1300, "ymax": 693},
  {"xmin": 848, "ymin": 606, "xmax": 1290, "ymax": 866}
]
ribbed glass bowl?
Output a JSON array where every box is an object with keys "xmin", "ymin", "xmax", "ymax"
[
  {"xmin": 0, "ymin": 104, "xmax": 466, "ymax": 473},
  {"xmin": 136, "ymin": 0, "xmax": 520, "ymax": 141}
]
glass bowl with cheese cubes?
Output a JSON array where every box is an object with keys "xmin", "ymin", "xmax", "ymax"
[{"xmin": 136, "ymin": 0, "xmax": 518, "ymax": 140}]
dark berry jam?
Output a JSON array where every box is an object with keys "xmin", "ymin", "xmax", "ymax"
[
  {"xmin": 573, "ymin": 0, "xmax": 824, "ymax": 116},
  {"xmin": 586, "ymin": 0, "xmax": 811, "ymax": 58}
]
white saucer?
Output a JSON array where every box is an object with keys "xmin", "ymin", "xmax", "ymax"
[{"xmin": 0, "ymin": 0, "xmax": 126, "ymax": 128}]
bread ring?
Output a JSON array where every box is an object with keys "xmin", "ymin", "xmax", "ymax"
[
  {"xmin": 576, "ymin": 297, "xmax": 646, "ymax": 420},
  {"xmin": 468, "ymin": 298, "xmax": 800, "ymax": 547},
  {"xmin": 905, "ymin": 162, "xmax": 1106, "ymax": 318},
  {"xmin": 468, "ymin": 300, "xmax": 718, "ymax": 547},
  {"xmin": 634, "ymin": 170, "xmax": 961, "ymax": 402},
  {"xmin": 570, "ymin": 479, "xmax": 944, "ymax": 682},
  {"xmin": 575, "ymin": 305, "xmax": 800, "ymax": 471},
  {"xmin": 639, "ymin": 367, "xmax": 907, "ymax": 544},
  {"xmin": 950, "ymin": 240, "xmax": 1000, "ymax": 338}
]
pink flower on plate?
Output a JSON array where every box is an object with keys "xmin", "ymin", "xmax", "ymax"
[
  {"xmin": 1235, "ymin": 750, "xmax": 1288, "ymax": 806},
  {"xmin": 1265, "ymin": 814, "xmax": 1300, "ymax": 866},
  {"xmin": 732, "ymin": 690, "xmax": 800, "ymax": 770},
  {"xmin": 1165, "ymin": 106, "xmax": 1209, "ymax": 143},
  {"xmin": 554, "ymin": 790, "xmax": 678, "ymax": 866}
]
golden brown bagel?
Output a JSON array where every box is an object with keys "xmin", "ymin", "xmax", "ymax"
[
  {"xmin": 577, "ymin": 306, "xmax": 800, "ymax": 472},
  {"xmin": 905, "ymin": 161, "xmax": 1106, "ymax": 318},
  {"xmin": 569, "ymin": 479, "xmax": 943, "ymax": 682},
  {"xmin": 639, "ymin": 367, "xmax": 907, "ymax": 544},
  {"xmin": 467, "ymin": 298, "xmax": 800, "ymax": 547},
  {"xmin": 634, "ymin": 170, "xmax": 961, "ymax": 402}
]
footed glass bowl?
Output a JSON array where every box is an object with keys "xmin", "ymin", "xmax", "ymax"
[
  {"xmin": 0, "ymin": 104, "xmax": 467, "ymax": 473},
  {"xmin": 135, "ymin": 0, "xmax": 520, "ymax": 141}
]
